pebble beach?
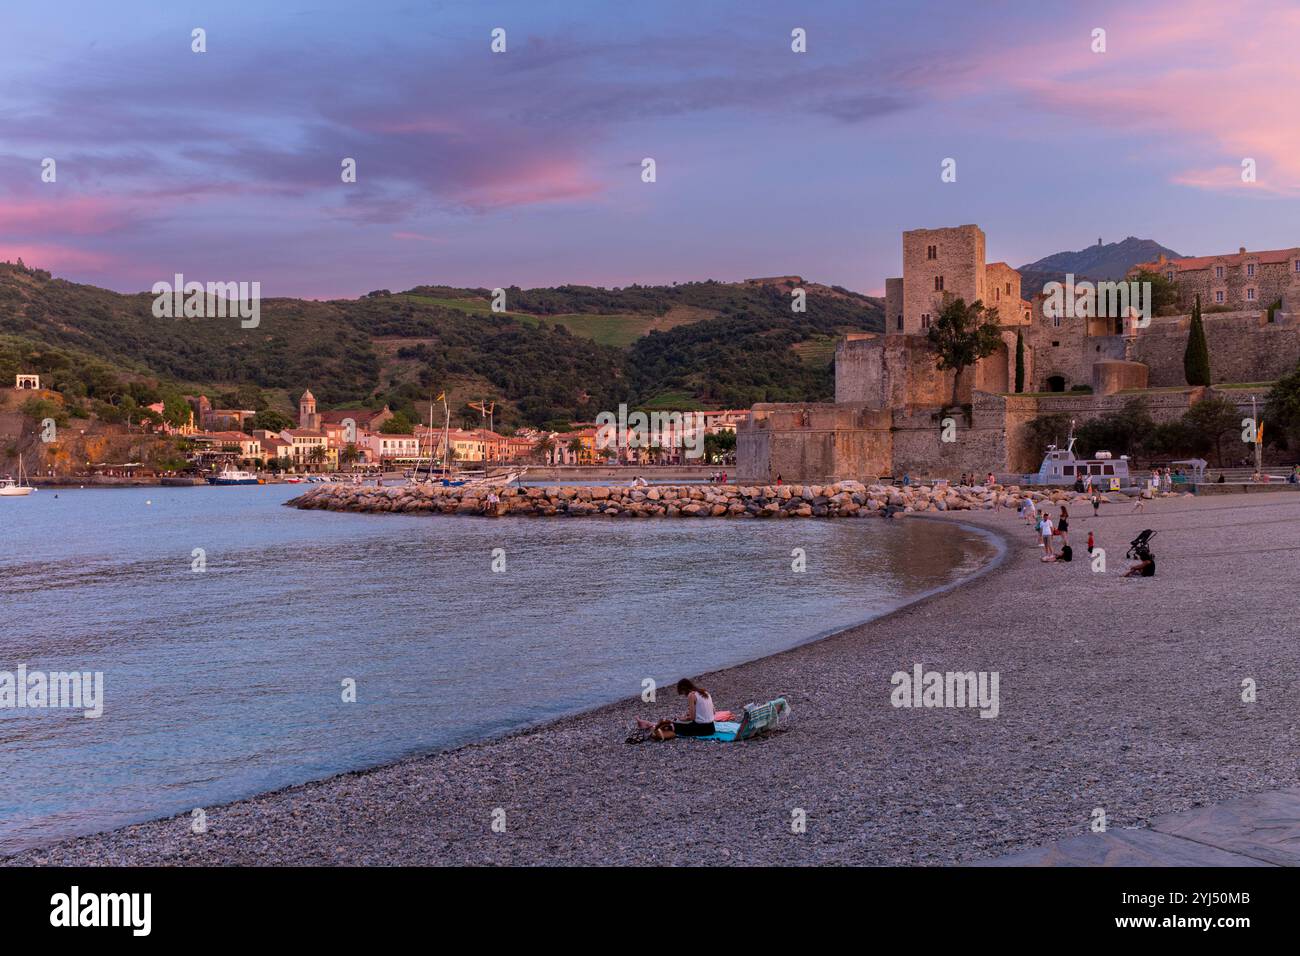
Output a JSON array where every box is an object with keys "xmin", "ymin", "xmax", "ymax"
[{"xmin": 8, "ymin": 492, "xmax": 1300, "ymax": 866}]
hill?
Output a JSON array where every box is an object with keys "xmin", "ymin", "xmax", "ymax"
[
  {"xmin": 1018, "ymin": 237, "xmax": 1183, "ymax": 299},
  {"xmin": 0, "ymin": 263, "xmax": 883, "ymax": 430}
]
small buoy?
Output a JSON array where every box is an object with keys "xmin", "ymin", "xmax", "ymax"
[{"xmin": 146, "ymin": 500, "xmax": 152, "ymax": 506}]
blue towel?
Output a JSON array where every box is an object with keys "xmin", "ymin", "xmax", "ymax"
[{"xmin": 683, "ymin": 721, "xmax": 740, "ymax": 742}]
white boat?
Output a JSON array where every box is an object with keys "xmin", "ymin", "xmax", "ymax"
[
  {"xmin": 1025, "ymin": 424, "xmax": 1130, "ymax": 490},
  {"xmin": 206, "ymin": 467, "xmax": 263, "ymax": 486},
  {"xmin": 0, "ymin": 455, "xmax": 35, "ymax": 496}
]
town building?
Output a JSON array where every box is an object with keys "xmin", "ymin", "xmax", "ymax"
[
  {"xmin": 280, "ymin": 428, "xmax": 335, "ymax": 469},
  {"xmin": 1129, "ymin": 246, "xmax": 1300, "ymax": 312}
]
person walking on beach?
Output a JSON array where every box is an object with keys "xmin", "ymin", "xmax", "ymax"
[
  {"xmin": 1039, "ymin": 512, "xmax": 1055, "ymax": 558},
  {"xmin": 1090, "ymin": 491, "xmax": 1101, "ymax": 518},
  {"xmin": 1087, "ymin": 530, "xmax": 1095, "ymax": 555},
  {"xmin": 635, "ymin": 678, "xmax": 716, "ymax": 739},
  {"xmin": 1057, "ymin": 506, "xmax": 1070, "ymax": 546},
  {"xmin": 1132, "ymin": 493, "xmax": 1145, "ymax": 514},
  {"xmin": 1022, "ymin": 496, "xmax": 1037, "ymax": 528}
]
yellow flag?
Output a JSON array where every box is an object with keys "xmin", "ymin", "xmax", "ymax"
[
  {"xmin": 1257, "ymin": 420, "xmax": 1264, "ymax": 445},
  {"xmin": 436, "ymin": 392, "xmax": 445, "ymax": 402}
]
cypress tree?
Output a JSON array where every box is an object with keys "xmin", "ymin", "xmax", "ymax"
[
  {"xmin": 1183, "ymin": 294, "xmax": 1211, "ymax": 386},
  {"xmin": 1014, "ymin": 330, "xmax": 1025, "ymax": 393}
]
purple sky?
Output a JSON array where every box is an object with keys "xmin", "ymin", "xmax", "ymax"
[{"xmin": 2, "ymin": 0, "xmax": 1298, "ymax": 298}]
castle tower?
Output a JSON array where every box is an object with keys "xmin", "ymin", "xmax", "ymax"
[
  {"xmin": 298, "ymin": 389, "xmax": 319, "ymax": 429},
  {"xmin": 890, "ymin": 224, "xmax": 987, "ymax": 336}
]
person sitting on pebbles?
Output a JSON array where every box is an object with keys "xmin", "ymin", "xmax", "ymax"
[{"xmin": 636, "ymin": 678, "xmax": 716, "ymax": 739}]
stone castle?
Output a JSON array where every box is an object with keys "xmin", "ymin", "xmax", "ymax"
[{"xmin": 737, "ymin": 224, "xmax": 1300, "ymax": 482}]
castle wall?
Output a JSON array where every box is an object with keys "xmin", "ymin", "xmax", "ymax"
[
  {"xmin": 885, "ymin": 278, "xmax": 903, "ymax": 334},
  {"xmin": 1092, "ymin": 360, "xmax": 1148, "ymax": 395},
  {"xmin": 888, "ymin": 393, "xmax": 1009, "ymax": 477},
  {"xmin": 835, "ymin": 335, "xmax": 956, "ymax": 408},
  {"xmin": 1130, "ymin": 311, "xmax": 1300, "ymax": 386},
  {"xmin": 985, "ymin": 262, "xmax": 1029, "ymax": 325},
  {"xmin": 737, "ymin": 403, "xmax": 893, "ymax": 482}
]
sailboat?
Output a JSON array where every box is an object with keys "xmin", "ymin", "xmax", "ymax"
[{"xmin": 0, "ymin": 454, "xmax": 35, "ymax": 496}]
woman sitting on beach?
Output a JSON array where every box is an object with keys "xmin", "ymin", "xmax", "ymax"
[{"xmin": 636, "ymin": 678, "xmax": 716, "ymax": 739}]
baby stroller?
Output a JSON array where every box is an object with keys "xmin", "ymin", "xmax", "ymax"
[{"xmin": 1126, "ymin": 529, "xmax": 1157, "ymax": 561}]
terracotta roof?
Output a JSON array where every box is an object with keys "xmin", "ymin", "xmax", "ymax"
[
  {"xmin": 1132, "ymin": 248, "xmax": 1300, "ymax": 273},
  {"xmin": 283, "ymin": 429, "xmax": 326, "ymax": 438},
  {"xmin": 193, "ymin": 431, "xmax": 251, "ymax": 441},
  {"xmin": 318, "ymin": 409, "xmax": 377, "ymax": 424}
]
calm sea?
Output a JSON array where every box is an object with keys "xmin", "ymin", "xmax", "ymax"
[{"xmin": 0, "ymin": 484, "xmax": 997, "ymax": 853}]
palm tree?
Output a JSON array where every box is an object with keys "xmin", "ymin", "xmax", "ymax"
[
  {"xmin": 567, "ymin": 436, "xmax": 585, "ymax": 465},
  {"xmin": 534, "ymin": 434, "xmax": 556, "ymax": 464}
]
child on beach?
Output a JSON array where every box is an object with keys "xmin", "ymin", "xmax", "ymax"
[
  {"xmin": 1132, "ymin": 494, "xmax": 1145, "ymax": 513},
  {"xmin": 1090, "ymin": 492, "xmax": 1101, "ymax": 518}
]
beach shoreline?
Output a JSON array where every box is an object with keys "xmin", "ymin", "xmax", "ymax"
[{"xmin": 8, "ymin": 495, "xmax": 1300, "ymax": 866}]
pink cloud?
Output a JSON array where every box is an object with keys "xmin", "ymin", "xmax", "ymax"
[
  {"xmin": 995, "ymin": 0, "xmax": 1300, "ymax": 194},
  {"xmin": 453, "ymin": 159, "xmax": 603, "ymax": 212},
  {"xmin": 0, "ymin": 195, "xmax": 140, "ymax": 236},
  {"xmin": 0, "ymin": 243, "xmax": 115, "ymax": 271}
]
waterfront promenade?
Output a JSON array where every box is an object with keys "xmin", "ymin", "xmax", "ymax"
[{"xmin": 8, "ymin": 495, "xmax": 1300, "ymax": 866}]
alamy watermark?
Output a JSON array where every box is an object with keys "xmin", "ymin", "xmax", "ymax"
[
  {"xmin": 151, "ymin": 273, "xmax": 260, "ymax": 328},
  {"xmin": 1043, "ymin": 273, "xmax": 1151, "ymax": 327},
  {"xmin": 1, "ymin": 665, "xmax": 103, "ymax": 718},
  {"xmin": 890, "ymin": 664, "xmax": 999, "ymax": 718}
]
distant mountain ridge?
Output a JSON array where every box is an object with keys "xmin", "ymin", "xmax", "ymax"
[
  {"xmin": 1020, "ymin": 236, "xmax": 1183, "ymax": 280},
  {"xmin": 1017, "ymin": 236, "xmax": 1183, "ymax": 300}
]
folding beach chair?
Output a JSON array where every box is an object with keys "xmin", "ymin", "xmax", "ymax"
[{"xmin": 733, "ymin": 697, "xmax": 792, "ymax": 741}]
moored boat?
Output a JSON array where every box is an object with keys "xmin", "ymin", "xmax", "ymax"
[
  {"xmin": 206, "ymin": 467, "xmax": 263, "ymax": 486},
  {"xmin": 0, "ymin": 454, "xmax": 35, "ymax": 496}
]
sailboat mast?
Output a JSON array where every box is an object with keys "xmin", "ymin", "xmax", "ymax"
[{"xmin": 442, "ymin": 394, "xmax": 451, "ymax": 479}]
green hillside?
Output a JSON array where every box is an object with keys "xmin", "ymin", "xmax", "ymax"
[{"xmin": 0, "ymin": 263, "xmax": 883, "ymax": 429}]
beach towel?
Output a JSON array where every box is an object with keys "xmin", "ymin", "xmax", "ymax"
[{"xmin": 682, "ymin": 698, "xmax": 792, "ymax": 743}]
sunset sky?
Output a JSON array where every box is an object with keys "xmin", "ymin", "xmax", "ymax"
[{"xmin": 1, "ymin": 0, "xmax": 1297, "ymax": 298}]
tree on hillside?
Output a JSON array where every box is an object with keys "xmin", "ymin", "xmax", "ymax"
[
  {"xmin": 1014, "ymin": 330, "xmax": 1025, "ymax": 393},
  {"xmin": 249, "ymin": 409, "xmax": 293, "ymax": 433},
  {"xmin": 380, "ymin": 412, "xmax": 415, "ymax": 434},
  {"xmin": 1183, "ymin": 294, "xmax": 1212, "ymax": 386},
  {"xmin": 926, "ymin": 297, "xmax": 1002, "ymax": 408}
]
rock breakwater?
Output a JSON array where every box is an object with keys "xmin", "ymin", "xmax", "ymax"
[{"xmin": 286, "ymin": 481, "xmax": 1192, "ymax": 518}]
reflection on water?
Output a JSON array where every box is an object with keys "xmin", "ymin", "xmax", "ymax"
[{"xmin": 0, "ymin": 485, "xmax": 996, "ymax": 852}]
